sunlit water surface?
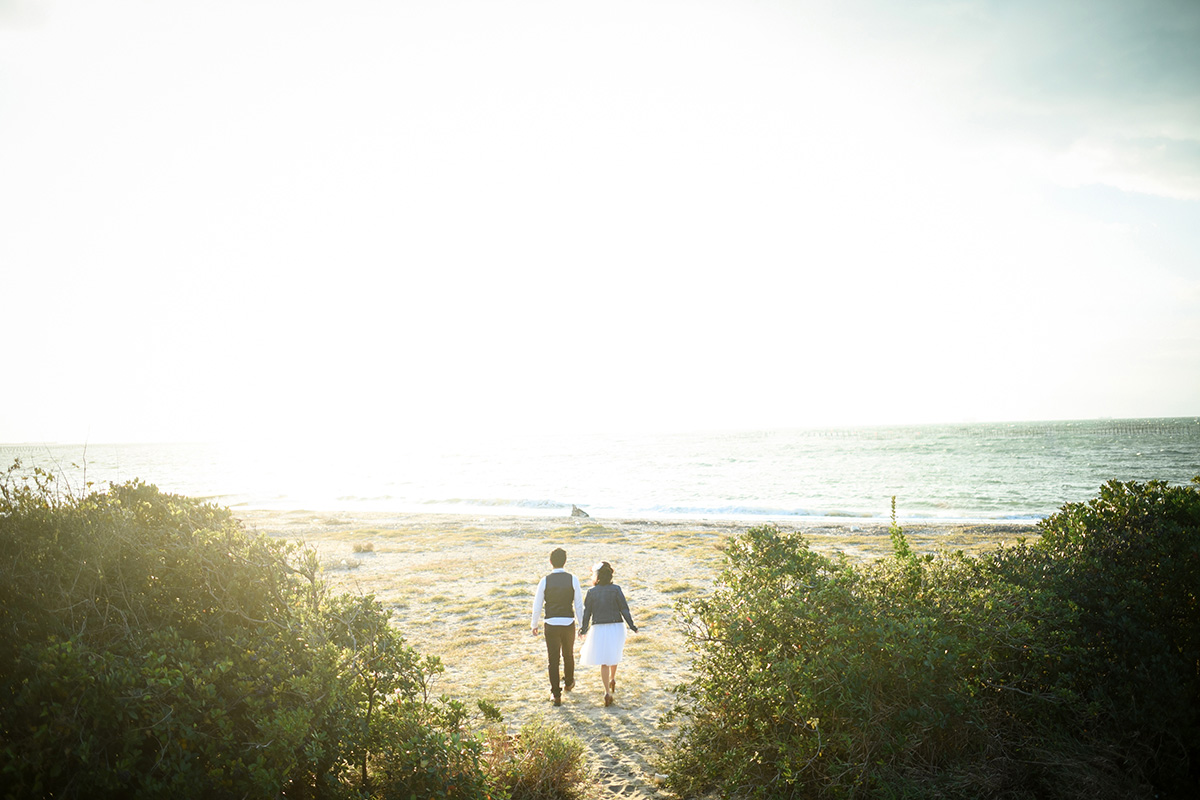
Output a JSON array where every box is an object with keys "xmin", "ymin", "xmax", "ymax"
[{"xmin": 4, "ymin": 418, "xmax": 1197, "ymax": 524}]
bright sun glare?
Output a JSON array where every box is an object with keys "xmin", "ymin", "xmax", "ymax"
[{"xmin": 2, "ymin": 0, "xmax": 1198, "ymax": 444}]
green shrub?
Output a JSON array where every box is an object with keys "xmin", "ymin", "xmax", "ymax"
[
  {"xmin": 0, "ymin": 462, "xmax": 500, "ymax": 800},
  {"xmin": 987, "ymin": 478, "xmax": 1200, "ymax": 796},
  {"xmin": 365, "ymin": 700, "xmax": 491, "ymax": 800},
  {"xmin": 664, "ymin": 479, "xmax": 1200, "ymax": 799},
  {"xmin": 662, "ymin": 523, "xmax": 1003, "ymax": 798},
  {"xmin": 483, "ymin": 714, "xmax": 589, "ymax": 800}
]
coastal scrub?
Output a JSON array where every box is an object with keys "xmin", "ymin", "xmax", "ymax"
[
  {"xmin": 0, "ymin": 463, "xmax": 499, "ymax": 799},
  {"xmin": 664, "ymin": 478, "xmax": 1200, "ymax": 799}
]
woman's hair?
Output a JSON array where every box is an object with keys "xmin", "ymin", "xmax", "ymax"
[{"xmin": 593, "ymin": 561, "xmax": 614, "ymax": 586}]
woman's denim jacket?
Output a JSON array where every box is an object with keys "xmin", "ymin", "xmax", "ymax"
[{"xmin": 580, "ymin": 584, "xmax": 638, "ymax": 635}]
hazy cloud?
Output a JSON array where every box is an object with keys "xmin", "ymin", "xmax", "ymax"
[
  {"xmin": 0, "ymin": 0, "xmax": 43, "ymax": 27},
  {"xmin": 835, "ymin": 0, "xmax": 1200, "ymax": 198}
]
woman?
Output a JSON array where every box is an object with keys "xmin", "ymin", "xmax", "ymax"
[{"xmin": 578, "ymin": 561, "xmax": 638, "ymax": 707}]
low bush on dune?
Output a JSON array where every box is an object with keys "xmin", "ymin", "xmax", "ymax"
[
  {"xmin": 664, "ymin": 479, "xmax": 1200, "ymax": 799},
  {"xmin": 0, "ymin": 462, "xmax": 584, "ymax": 800},
  {"xmin": 482, "ymin": 714, "xmax": 589, "ymax": 800}
]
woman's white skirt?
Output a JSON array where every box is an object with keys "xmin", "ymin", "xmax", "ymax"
[{"xmin": 579, "ymin": 622, "xmax": 626, "ymax": 666}]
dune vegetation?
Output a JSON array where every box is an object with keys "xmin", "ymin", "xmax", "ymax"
[
  {"xmin": 3, "ymin": 460, "xmax": 1198, "ymax": 799},
  {"xmin": 0, "ymin": 462, "xmax": 583, "ymax": 800},
  {"xmin": 665, "ymin": 481, "xmax": 1200, "ymax": 799}
]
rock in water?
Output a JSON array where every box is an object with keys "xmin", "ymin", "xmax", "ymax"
[{"xmin": 571, "ymin": 504, "xmax": 589, "ymax": 517}]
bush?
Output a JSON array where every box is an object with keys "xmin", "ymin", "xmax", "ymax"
[
  {"xmin": 664, "ymin": 479, "xmax": 1200, "ymax": 799},
  {"xmin": 483, "ymin": 715, "xmax": 589, "ymax": 800},
  {"xmin": 988, "ymin": 478, "xmax": 1200, "ymax": 796},
  {"xmin": 0, "ymin": 462, "xmax": 506, "ymax": 800},
  {"xmin": 365, "ymin": 699, "xmax": 492, "ymax": 800}
]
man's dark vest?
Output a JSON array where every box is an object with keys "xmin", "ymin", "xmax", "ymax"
[{"xmin": 544, "ymin": 572, "xmax": 575, "ymax": 620}]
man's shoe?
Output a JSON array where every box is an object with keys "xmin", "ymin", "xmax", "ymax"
[
  {"xmin": 552, "ymin": 694, "xmax": 562, "ymax": 706},
  {"xmin": 564, "ymin": 679, "xmax": 575, "ymax": 692}
]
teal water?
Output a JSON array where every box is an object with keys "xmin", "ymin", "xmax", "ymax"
[{"xmin": 3, "ymin": 418, "xmax": 1197, "ymax": 523}]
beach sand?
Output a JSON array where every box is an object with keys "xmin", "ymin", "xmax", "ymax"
[{"xmin": 237, "ymin": 510, "xmax": 1036, "ymax": 799}]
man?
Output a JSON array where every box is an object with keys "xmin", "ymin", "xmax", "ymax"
[{"xmin": 531, "ymin": 547, "xmax": 584, "ymax": 706}]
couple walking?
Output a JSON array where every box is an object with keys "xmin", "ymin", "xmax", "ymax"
[{"xmin": 531, "ymin": 547, "xmax": 638, "ymax": 707}]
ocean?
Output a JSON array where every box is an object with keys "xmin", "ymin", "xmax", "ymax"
[{"xmin": 3, "ymin": 418, "xmax": 1198, "ymax": 524}]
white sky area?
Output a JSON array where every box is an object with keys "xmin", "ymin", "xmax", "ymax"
[{"xmin": 2, "ymin": 0, "xmax": 1199, "ymax": 444}]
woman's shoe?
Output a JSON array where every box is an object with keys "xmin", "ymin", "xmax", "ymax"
[
  {"xmin": 603, "ymin": 693, "xmax": 614, "ymax": 707},
  {"xmin": 609, "ymin": 679, "xmax": 616, "ymax": 693}
]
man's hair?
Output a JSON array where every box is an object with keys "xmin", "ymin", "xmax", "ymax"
[{"xmin": 549, "ymin": 547, "xmax": 567, "ymax": 568}]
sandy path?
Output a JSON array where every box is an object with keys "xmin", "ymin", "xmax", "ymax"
[{"xmin": 237, "ymin": 510, "xmax": 1033, "ymax": 799}]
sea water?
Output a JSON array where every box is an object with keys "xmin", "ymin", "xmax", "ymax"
[{"xmin": 3, "ymin": 418, "xmax": 1197, "ymax": 523}]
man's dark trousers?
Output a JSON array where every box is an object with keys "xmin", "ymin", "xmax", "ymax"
[{"xmin": 544, "ymin": 622, "xmax": 576, "ymax": 698}]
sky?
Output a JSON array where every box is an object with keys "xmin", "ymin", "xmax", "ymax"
[{"xmin": 2, "ymin": 0, "xmax": 1199, "ymax": 445}]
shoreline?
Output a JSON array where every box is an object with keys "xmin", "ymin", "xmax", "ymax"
[
  {"xmin": 236, "ymin": 508, "xmax": 1038, "ymax": 562},
  {"xmin": 227, "ymin": 504, "xmax": 1047, "ymax": 527},
  {"xmin": 233, "ymin": 506, "xmax": 1042, "ymax": 531},
  {"xmin": 236, "ymin": 510, "xmax": 1037, "ymax": 800}
]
